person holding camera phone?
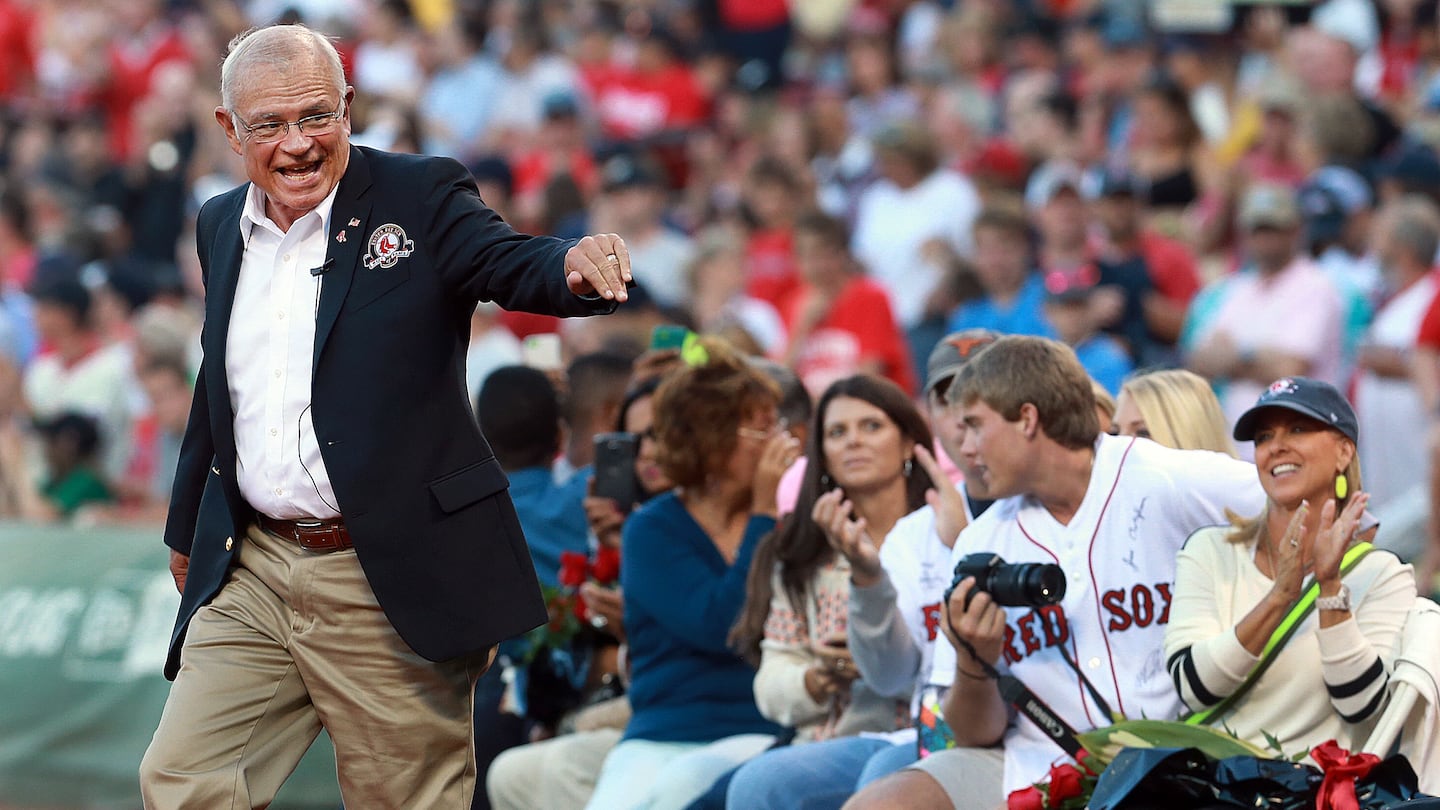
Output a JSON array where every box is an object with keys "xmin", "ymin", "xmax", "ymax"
[
  {"xmin": 845, "ymin": 336, "xmax": 1264, "ymax": 810},
  {"xmin": 488, "ymin": 376, "xmax": 676, "ymax": 810}
]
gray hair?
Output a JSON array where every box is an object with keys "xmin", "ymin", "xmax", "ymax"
[
  {"xmin": 1387, "ymin": 195, "xmax": 1440, "ymax": 267},
  {"xmin": 220, "ymin": 24, "xmax": 345, "ymax": 113}
]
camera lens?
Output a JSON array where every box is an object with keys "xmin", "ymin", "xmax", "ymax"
[{"xmin": 989, "ymin": 562, "xmax": 1066, "ymax": 607}]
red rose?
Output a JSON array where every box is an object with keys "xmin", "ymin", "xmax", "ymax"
[
  {"xmin": 546, "ymin": 596, "xmax": 567, "ymax": 631},
  {"xmin": 1046, "ymin": 763, "xmax": 1084, "ymax": 808},
  {"xmin": 1007, "ymin": 787, "xmax": 1045, "ymax": 810},
  {"xmin": 558, "ymin": 551, "xmax": 590, "ymax": 587},
  {"xmin": 574, "ymin": 591, "xmax": 589, "ymax": 623},
  {"xmin": 592, "ymin": 546, "xmax": 621, "ymax": 584},
  {"xmin": 1074, "ymin": 749, "xmax": 1097, "ymax": 776}
]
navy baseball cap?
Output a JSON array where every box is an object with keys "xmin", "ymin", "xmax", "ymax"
[{"xmin": 1232, "ymin": 377, "xmax": 1358, "ymax": 443}]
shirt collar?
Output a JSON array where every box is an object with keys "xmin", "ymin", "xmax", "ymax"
[{"xmin": 238, "ymin": 181, "xmax": 341, "ymax": 245}]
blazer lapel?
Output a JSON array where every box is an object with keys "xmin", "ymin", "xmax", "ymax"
[
  {"xmin": 313, "ymin": 146, "xmax": 372, "ymax": 369},
  {"xmin": 204, "ymin": 190, "xmax": 246, "ymax": 461}
]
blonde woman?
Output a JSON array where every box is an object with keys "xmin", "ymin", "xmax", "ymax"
[
  {"xmin": 1165, "ymin": 378, "xmax": 1414, "ymax": 758},
  {"xmin": 1113, "ymin": 368, "xmax": 1237, "ymax": 456}
]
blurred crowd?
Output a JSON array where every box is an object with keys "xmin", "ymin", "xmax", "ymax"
[{"xmin": 5, "ymin": 0, "xmax": 1440, "ymax": 804}]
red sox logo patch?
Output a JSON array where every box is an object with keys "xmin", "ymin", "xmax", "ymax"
[{"xmin": 363, "ymin": 223, "xmax": 414, "ymax": 270}]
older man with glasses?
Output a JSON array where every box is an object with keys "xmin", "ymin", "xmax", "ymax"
[{"xmin": 138, "ymin": 23, "xmax": 631, "ymax": 808}]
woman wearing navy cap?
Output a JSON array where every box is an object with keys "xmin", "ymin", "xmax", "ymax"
[{"xmin": 1164, "ymin": 377, "xmax": 1415, "ymax": 759}]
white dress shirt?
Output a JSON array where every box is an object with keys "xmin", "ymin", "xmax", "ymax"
[{"xmin": 227, "ymin": 184, "xmax": 342, "ymax": 520}]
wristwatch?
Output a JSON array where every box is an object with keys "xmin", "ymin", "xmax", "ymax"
[{"xmin": 1316, "ymin": 583, "xmax": 1351, "ymax": 612}]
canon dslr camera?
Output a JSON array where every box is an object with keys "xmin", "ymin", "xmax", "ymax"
[{"xmin": 945, "ymin": 553, "xmax": 1066, "ymax": 610}]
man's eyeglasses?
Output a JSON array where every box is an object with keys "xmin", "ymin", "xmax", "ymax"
[{"xmin": 235, "ymin": 101, "xmax": 345, "ymax": 144}]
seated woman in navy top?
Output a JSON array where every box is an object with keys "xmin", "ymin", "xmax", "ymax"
[{"xmin": 584, "ymin": 337, "xmax": 800, "ymax": 810}]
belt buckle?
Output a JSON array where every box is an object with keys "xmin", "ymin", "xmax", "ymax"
[{"xmin": 294, "ymin": 520, "xmax": 328, "ymax": 551}]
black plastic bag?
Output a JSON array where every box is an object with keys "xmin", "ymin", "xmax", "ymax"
[
  {"xmin": 1088, "ymin": 748, "xmax": 1317, "ymax": 810},
  {"xmin": 1089, "ymin": 747, "xmax": 1425, "ymax": 810}
]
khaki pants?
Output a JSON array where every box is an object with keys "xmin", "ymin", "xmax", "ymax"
[
  {"xmin": 906, "ymin": 746, "xmax": 1006, "ymax": 810},
  {"xmin": 140, "ymin": 524, "xmax": 489, "ymax": 809},
  {"xmin": 486, "ymin": 727, "xmax": 623, "ymax": 810}
]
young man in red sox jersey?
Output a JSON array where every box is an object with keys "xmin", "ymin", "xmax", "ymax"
[{"xmin": 845, "ymin": 336, "xmax": 1265, "ymax": 809}]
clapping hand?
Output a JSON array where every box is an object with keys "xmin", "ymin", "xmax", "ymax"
[
  {"xmin": 1313, "ymin": 492, "xmax": 1369, "ymax": 588},
  {"xmin": 916, "ymin": 443, "xmax": 968, "ymax": 548},
  {"xmin": 813, "ymin": 489, "xmax": 883, "ymax": 587},
  {"xmin": 1268, "ymin": 502, "xmax": 1310, "ymax": 605}
]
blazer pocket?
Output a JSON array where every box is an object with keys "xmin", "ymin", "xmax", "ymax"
[
  {"xmin": 428, "ymin": 457, "xmax": 509, "ymax": 514},
  {"xmin": 347, "ymin": 266, "xmax": 412, "ymax": 312}
]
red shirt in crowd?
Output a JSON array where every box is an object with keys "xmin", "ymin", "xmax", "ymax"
[
  {"xmin": 583, "ymin": 63, "xmax": 710, "ymax": 142},
  {"xmin": 718, "ymin": 0, "xmax": 787, "ymax": 29},
  {"xmin": 103, "ymin": 24, "xmax": 190, "ymax": 160},
  {"xmin": 512, "ymin": 148, "xmax": 599, "ymax": 205},
  {"xmin": 1414, "ymin": 282, "xmax": 1440, "ymax": 351},
  {"xmin": 1138, "ymin": 231, "xmax": 1201, "ymax": 306},
  {"xmin": 0, "ymin": 0, "xmax": 36, "ymax": 101},
  {"xmin": 782, "ymin": 276, "xmax": 917, "ymax": 396},
  {"xmin": 745, "ymin": 227, "xmax": 799, "ymax": 311}
]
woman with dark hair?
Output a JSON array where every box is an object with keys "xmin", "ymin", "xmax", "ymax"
[
  {"xmin": 1128, "ymin": 74, "xmax": 1203, "ymax": 212},
  {"xmin": 730, "ymin": 375, "xmax": 932, "ymax": 742}
]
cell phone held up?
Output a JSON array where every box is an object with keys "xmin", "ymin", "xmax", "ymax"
[{"xmin": 592, "ymin": 432, "xmax": 640, "ymax": 514}]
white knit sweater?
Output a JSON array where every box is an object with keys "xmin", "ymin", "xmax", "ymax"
[{"xmin": 1164, "ymin": 526, "xmax": 1415, "ymax": 756}]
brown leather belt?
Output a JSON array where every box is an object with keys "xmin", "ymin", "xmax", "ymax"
[{"xmin": 257, "ymin": 514, "xmax": 353, "ymax": 552}]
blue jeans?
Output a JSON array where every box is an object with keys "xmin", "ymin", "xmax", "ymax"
[{"xmin": 725, "ymin": 738, "xmax": 917, "ymax": 810}]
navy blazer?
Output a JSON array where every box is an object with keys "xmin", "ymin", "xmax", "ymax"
[{"xmin": 162, "ymin": 146, "xmax": 613, "ymax": 679}]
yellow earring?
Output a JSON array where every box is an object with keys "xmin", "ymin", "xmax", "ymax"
[{"xmin": 1335, "ymin": 473, "xmax": 1349, "ymax": 500}]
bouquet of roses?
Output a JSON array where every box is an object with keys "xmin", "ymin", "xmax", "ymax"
[{"xmin": 523, "ymin": 546, "xmax": 621, "ymax": 662}]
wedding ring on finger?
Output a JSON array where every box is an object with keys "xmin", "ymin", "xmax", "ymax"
[
  {"xmin": 605, "ymin": 254, "xmax": 618, "ymax": 264},
  {"xmin": 590, "ymin": 614, "xmax": 609, "ymax": 629},
  {"xmin": 1290, "ymin": 538, "xmax": 1299, "ymax": 548}
]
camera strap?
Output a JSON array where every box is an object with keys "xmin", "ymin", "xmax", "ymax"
[
  {"xmin": 1054, "ymin": 641, "xmax": 1118, "ymax": 723},
  {"xmin": 996, "ymin": 674, "xmax": 1085, "ymax": 757},
  {"xmin": 955, "ymin": 636, "xmax": 1087, "ymax": 757}
]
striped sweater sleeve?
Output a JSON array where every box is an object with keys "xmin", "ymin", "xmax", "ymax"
[
  {"xmin": 1317, "ymin": 558, "xmax": 1415, "ymax": 724},
  {"xmin": 1165, "ymin": 534, "xmax": 1261, "ymax": 712}
]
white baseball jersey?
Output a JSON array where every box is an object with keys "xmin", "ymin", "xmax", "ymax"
[{"xmin": 929, "ymin": 434, "xmax": 1265, "ymax": 792}]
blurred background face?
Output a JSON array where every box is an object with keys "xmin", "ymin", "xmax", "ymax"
[
  {"xmin": 725, "ymin": 404, "xmax": 780, "ymax": 488},
  {"xmin": 1095, "ymin": 194, "xmax": 1140, "ymax": 241},
  {"xmin": 606, "ymin": 185, "xmax": 662, "ymax": 231},
  {"xmin": 1245, "ymin": 226, "xmax": 1298, "ymax": 272},
  {"xmin": 691, "ymin": 247, "xmax": 746, "ymax": 301},
  {"xmin": 744, "ymin": 178, "xmax": 793, "ymax": 226},
  {"xmin": 622, "ymin": 393, "xmax": 671, "ymax": 496},
  {"xmin": 794, "ymin": 230, "xmax": 848, "ymax": 285},
  {"xmin": 971, "ymin": 226, "xmax": 1028, "ymax": 292},
  {"xmin": 1042, "ymin": 299, "xmax": 1090, "ymax": 345},
  {"xmin": 821, "ymin": 395, "xmax": 906, "ymax": 492},
  {"xmin": 142, "ymin": 369, "xmax": 192, "ymax": 433},
  {"xmin": 875, "ymin": 148, "xmax": 921, "ymax": 188},
  {"xmin": 846, "ymin": 37, "xmax": 892, "ymax": 94},
  {"xmin": 33, "ymin": 303, "xmax": 82, "ymax": 344},
  {"xmin": 1038, "ymin": 190, "xmax": 1087, "ymax": 245},
  {"xmin": 1131, "ymin": 91, "xmax": 1182, "ymax": 147},
  {"xmin": 930, "ymin": 385, "xmax": 992, "ymax": 499}
]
